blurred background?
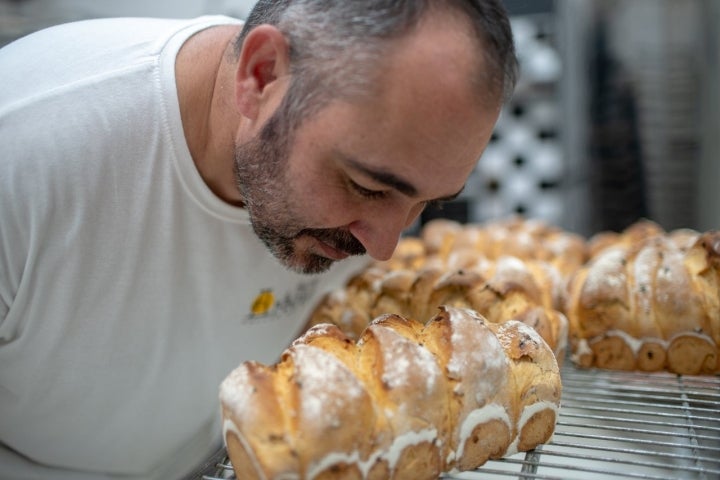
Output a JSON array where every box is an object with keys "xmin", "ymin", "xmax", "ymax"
[{"xmin": 1, "ymin": 0, "xmax": 718, "ymax": 237}]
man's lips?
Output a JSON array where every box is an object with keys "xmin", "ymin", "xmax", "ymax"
[{"xmin": 315, "ymin": 238, "xmax": 350, "ymax": 261}]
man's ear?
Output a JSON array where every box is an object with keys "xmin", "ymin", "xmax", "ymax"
[{"xmin": 235, "ymin": 25, "xmax": 291, "ymax": 120}]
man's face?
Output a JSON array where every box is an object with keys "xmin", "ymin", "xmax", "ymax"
[
  {"xmin": 233, "ymin": 109, "xmax": 367, "ymax": 275},
  {"xmin": 233, "ymin": 11, "xmax": 502, "ymax": 275}
]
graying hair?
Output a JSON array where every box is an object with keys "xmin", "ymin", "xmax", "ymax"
[{"xmin": 234, "ymin": 0, "xmax": 517, "ymax": 134}]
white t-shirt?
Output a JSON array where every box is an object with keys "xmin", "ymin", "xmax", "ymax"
[{"xmin": 0, "ymin": 16, "xmax": 366, "ymax": 480}]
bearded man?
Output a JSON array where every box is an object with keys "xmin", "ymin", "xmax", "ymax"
[{"xmin": 0, "ymin": 1, "xmax": 517, "ymax": 478}]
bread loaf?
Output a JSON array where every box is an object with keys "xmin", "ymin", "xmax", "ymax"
[
  {"xmin": 566, "ymin": 223, "xmax": 720, "ymax": 375},
  {"xmin": 586, "ymin": 218, "xmax": 698, "ymax": 258},
  {"xmin": 307, "ymin": 217, "xmax": 576, "ymax": 368},
  {"xmin": 411, "ymin": 217, "xmax": 588, "ymax": 283},
  {"xmin": 377, "ymin": 217, "xmax": 586, "ymax": 289},
  {"xmin": 219, "ymin": 306, "xmax": 561, "ymax": 479},
  {"xmin": 308, "ymin": 260, "xmax": 569, "ymax": 363}
]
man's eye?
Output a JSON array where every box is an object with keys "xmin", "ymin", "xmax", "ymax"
[
  {"xmin": 423, "ymin": 199, "xmax": 445, "ymax": 210},
  {"xmin": 349, "ymin": 180, "xmax": 387, "ymax": 200}
]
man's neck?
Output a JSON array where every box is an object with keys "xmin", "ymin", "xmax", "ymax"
[{"xmin": 175, "ymin": 24, "xmax": 245, "ymax": 205}]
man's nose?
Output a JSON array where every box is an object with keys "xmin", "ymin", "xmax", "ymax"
[{"xmin": 348, "ymin": 204, "xmax": 423, "ymax": 261}]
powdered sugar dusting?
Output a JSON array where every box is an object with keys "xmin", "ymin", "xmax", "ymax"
[
  {"xmin": 292, "ymin": 324, "xmax": 337, "ymax": 346},
  {"xmin": 219, "ymin": 364, "xmax": 255, "ymax": 417},
  {"xmin": 495, "ymin": 255, "xmax": 530, "ymax": 278},
  {"xmin": 516, "ymin": 231, "xmax": 534, "ymax": 249},
  {"xmin": 633, "ymin": 244, "xmax": 657, "ymax": 317},
  {"xmin": 374, "ymin": 325, "xmax": 441, "ymax": 395},
  {"xmin": 546, "ymin": 234, "xmax": 571, "ymax": 257},
  {"xmin": 582, "ymin": 247, "xmax": 627, "ymax": 298},
  {"xmin": 445, "ymin": 307, "xmax": 508, "ymax": 406},
  {"xmin": 653, "ymin": 246, "xmax": 692, "ymax": 319},
  {"xmin": 490, "ymin": 255, "xmax": 540, "ymax": 298},
  {"xmin": 292, "ymin": 345, "xmax": 365, "ymax": 425}
]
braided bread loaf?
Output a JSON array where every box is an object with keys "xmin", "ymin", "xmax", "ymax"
[
  {"xmin": 566, "ymin": 222, "xmax": 720, "ymax": 375},
  {"xmin": 585, "ymin": 219, "xmax": 700, "ymax": 258},
  {"xmin": 220, "ymin": 306, "xmax": 561, "ymax": 479},
  {"xmin": 406, "ymin": 217, "xmax": 588, "ymax": 283},
  {"xmin": 308, "ymin": 259, "xmax": 569, "ymax": 364}
]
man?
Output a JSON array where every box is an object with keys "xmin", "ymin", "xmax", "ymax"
[{"xmin": 0, "ymin": 1, "xmax": 517, "ymax": 478}]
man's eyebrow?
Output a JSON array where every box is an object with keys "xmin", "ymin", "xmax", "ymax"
[
  {"xmin": 341, "ymin": 153, "xmax": 465, "ymax": 202},
  {"xmin": 343, "ymin": 155, "xmax": 418, "ymax": 196},
  {"xmin": 433, "ymin": 187, "xmax": 464, "ymax": 203}
]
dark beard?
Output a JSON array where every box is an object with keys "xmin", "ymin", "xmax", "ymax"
[
  {"xmin": 254, "ymin": 224, "xmax": 366, "ymax": 274},
  {"xmin": 233, "ymin": 107, "xmax": 365, "ymax": 274}
]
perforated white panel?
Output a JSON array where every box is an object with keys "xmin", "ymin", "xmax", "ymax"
[{"xmin": 468, "ymin": 14, "xmax": 565, "ymax": 227}]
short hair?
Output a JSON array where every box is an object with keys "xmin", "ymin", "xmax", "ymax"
[{"xmin": 234, "ymin": 0, "xmax": 517, "ymax": 133}]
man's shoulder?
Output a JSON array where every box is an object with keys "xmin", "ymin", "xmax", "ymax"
[{"xmin": 0, "ymin": 15, "xmax": 241, "ymax": 98}]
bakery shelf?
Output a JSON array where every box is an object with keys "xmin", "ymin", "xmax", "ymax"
[{"xmin": 193, "ymin": 361, "xmax": 720, "ymax": 480}]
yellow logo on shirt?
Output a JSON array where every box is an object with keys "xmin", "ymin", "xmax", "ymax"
[
  {"xmin": 244, "ymin": 279, "xmax": 320, "ymax": 323},
  {"xmin": 250, "ymin": 289, "xmax": 275, "ymax": 316}
]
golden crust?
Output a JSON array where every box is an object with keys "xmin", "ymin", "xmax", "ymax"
[
  {"xmin": 306, "ymin": 217, "xmax": 576, "ymax": 366},
  {"xmin": 220, "ymin": 307, "xmax": 560, "ymax": 479},
  {"xmin": 567, "ymin": 223, "xmax": 720, "ymax": 374}
]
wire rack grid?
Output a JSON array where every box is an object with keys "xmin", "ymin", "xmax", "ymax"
[{"xmin": 195, "ymin": 362, "xmax": 720, "ymax": 480}]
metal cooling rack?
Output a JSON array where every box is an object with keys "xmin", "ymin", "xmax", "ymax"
[{"xmin": 195, "ymin": 362, "xmax": 720, "ymax": 480}]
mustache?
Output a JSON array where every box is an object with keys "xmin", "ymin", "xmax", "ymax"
[{"xmin": 299, "ymin": 228, "xmax": 367, "ymax": 256}]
